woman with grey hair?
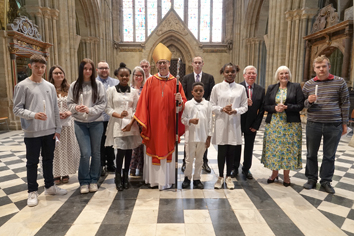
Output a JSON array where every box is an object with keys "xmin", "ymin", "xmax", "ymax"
[
  {"xmin": 130, "ymin": 66, "xmax": 146, "ymax": 176},
  {"xmin": 261, "ymin": 66, "xmax": 304, "ymax": 187}
]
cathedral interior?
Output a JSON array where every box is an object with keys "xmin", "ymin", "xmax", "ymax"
[{"xmin": 0, "ymin": 0, "xmax": 354, "ymax": 235}]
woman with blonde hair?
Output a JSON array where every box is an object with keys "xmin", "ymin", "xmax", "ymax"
[
  {"xmin": 129, "ymin": 66, "xmax": 146, "ymax": 176},
  {"xmin": 261, "ymin": 66, "xmax": 304, "ymax": 186}
]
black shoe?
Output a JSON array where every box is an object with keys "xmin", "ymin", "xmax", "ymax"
[
  {"xmin": 181, "ymin": 162, "xmax": 186, "ymax": 172},
  {"xmin": 303, "ymin": 179, "xmax": 317, "ymax": 189},
  {"xmin": 321, "ymin": 182, "xmax": 335, "ymax": 194},
  {"xmin": 267, "ymin": 176, "xmax": 278, "ymax": 183},
  {"xmin": 107, "ymin": 165, "xmax": 116, "ymax": 172},
  {"xmin": 202, "ymin": 162, "xmax": 211, "ymax": 173},
  {"xmin": 123, "ymin": 171, "xmax": 129, "ymax": 189},
  {"xmin": 283, "ymin": 181, "xmax": 291, "ymax": 187},
  {"xmin": 231, "ymin": 169, "xmax": 238, "ymax": 178},
  {"xmin": 115, "ymin": 173, "xmax": 123, "ymax": 191},
  {"xmin": 242, "ymin": 170, "xmax": 253, "ymax": 179},
  {"xmin": 182, "ymin": 177, "xmax": 191, "ymax": 189},
  {"xmin": 193, "ymin": 180, "xmax": 204, "ymax": 189},
  {"xmin": 100, "ymin": 166, "xmax": 107, "ymax": 176}
]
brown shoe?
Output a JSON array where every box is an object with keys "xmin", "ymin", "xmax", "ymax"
[
  {"xmin": 62, "ymin": 176, "xmax": 69, "ymax": 184},
  {"xmin": 54, "ymin": 177, "xmax": 61, "ymax": 185}
]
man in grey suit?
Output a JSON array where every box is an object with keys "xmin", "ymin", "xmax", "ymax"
[
  {"xmin": 232, "ymin": 65, "xmax": 265, "ymax": 179},
  {"xmin": 181, "ymin": 56, "xmax": 215, "ymax": 173}
]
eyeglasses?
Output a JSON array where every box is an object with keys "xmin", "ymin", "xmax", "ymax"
[
  {"xmin": 134, "ymin": 74, "xmax": 143, "ymax": 77},
  {"xmin": 98, "ymin": 67, "xmax": 109, "ymax": 70},
  {"xmin": 53, "ymin": 72, "xmax": 63, "ymax": 75},
  {"xmin": 157, "ymin": 61, "xmax": 168, "ymax": 65}
]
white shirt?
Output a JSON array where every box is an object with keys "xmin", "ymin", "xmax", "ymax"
[
  {"xmin": 210, "ymin": 81, "xmax": 248, "ymax": 145},
  {"xmin": 181, "ymin": 98, "xmax": 213, "ymax": 143},
  {"xmin": 194, "ymin": 72, "xmax": 202, "ymax": 82}
]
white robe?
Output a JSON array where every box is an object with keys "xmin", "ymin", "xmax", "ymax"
[
  {"xmin": 210, "ymin": 81, "xmax": 248, "ymax": 145},
  {"xmin": 143, "ymin": 148, "xmax": 176, "ymax": 190}
]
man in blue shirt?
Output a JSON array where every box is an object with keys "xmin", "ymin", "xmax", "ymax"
[{"xmin": 96, "ymin": 61, "xmax": 119, "ymax": 176}]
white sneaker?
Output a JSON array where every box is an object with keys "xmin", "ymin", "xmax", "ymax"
[
  {"xmin": 214, "ymin": 177, "xmax": 224, "ymax": 189},
  {"xmin": 45, "ymin": 185, "xmax": 68, "ymax": 195},
  {"xmin": 27, "ymin": 191, "xmax": 38, "ymax": 207},
  {"xmin": 89, "ymin": 183, "xmax": 98, "ymax": 192},
  {"xmin": 80, "ymin": 185, "xmax": 89, "ymax": 194},
  {"xmin": 226, "ymin": 177, "xmax": 234, "ymax": 189}
]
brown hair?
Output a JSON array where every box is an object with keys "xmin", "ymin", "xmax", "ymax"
[
  {"xmin": 73, "ymin": 58, "xmax": 98, "ymax": 103},
  {"xmin": 29, "ymin": 54, "xmax": 47, "ymax": 65},
  {"xmin": 49, "ymin": 65, "xmax": 69, "ymax": 97},
  {"xmin": 313, "ymin": 55, "xmax": 330, "ymax": 67},
  {"xmin": 220, "ymin": 63, "xmax": 240, "ymax": 74}
]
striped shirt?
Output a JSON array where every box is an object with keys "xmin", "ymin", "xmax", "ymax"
[{"xmin": 302, "ymin": 74, "xmax": 350, "ymax": 124}]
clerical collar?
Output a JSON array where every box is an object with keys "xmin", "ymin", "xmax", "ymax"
[
  {"xmin": 158, "ymin": 72, "xmax": 170, "ymax": 79},
  {"xmin": 313, "ymin": 74, "xmax": 334, "ymax": 82},
  {"xmin": 116, "ymin": 84, "xmax": 130, "ymax": 93}
]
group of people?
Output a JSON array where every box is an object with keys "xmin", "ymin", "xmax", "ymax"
[{"xmin": 13, "ymin": 42, "xmax": 349, "ymax": 207}]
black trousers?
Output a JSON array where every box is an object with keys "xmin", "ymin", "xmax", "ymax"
[
  {"xmin": 235, "ymin": 131, "xmax": 256, "ymax": 172},
  {"xmin": 218, "ymin": 145, "xmax": 240, "ymax": 177},
  {"xmin": 116, "ymin": 149, "xmax": 132, "ymax": 175},
  {"xmin": 24, "ymin": 134, "xmax": 55, "ymax": 192},
  {"xmin": 100, "ymin": 121, "xmax": 115, "ymax": 167}
]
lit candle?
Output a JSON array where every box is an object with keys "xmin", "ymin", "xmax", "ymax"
[
  {"xmin": 248, "ymin": 88, "xmax": 251, "ymax": 99},
  {"xmin": 43, "ymin": 100, "xmax": 46, "ymax": 114},
  {"xmin": 315, "ymin": 85, "xmax": 318, "ymax": 96},
  {"xmin": 280, "ymin": 90, "xmax": 283, "ymax": 104},
  {"xmin": 80, "ymin": 93, "xmax": 83, "ymax": 105},
  {"xmin": 60, "ymin": 101, "xmax": 63, "ymax": 111}
]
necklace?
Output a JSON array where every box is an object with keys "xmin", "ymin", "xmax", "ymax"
[{"xmin": 159, "ymin": 79, "xmax": 167, "ymax": 97}]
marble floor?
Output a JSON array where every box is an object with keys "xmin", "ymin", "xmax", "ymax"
[{"xmin": 0, "ymin": 125, "xmax": 354, "ymax": 236}]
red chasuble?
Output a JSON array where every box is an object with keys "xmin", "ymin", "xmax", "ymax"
[{"xmin": 134, "ymin": 74, "xmax": 187, "ymax": 165}]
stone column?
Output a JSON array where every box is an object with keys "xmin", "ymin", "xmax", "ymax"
[
  {"xmin": 292, "ymin": 10, "xmax": 301, "ymax": 82},
  {"xmin": 42, "ymin": 7, "xmax": 52, "ymax": 67},
  {"xmin": 9, "ymin": 48, "xmax": 19, "ymax": 88},
  {"xmin": 303, "ymin": 41, "xmax": 312, "ymax": 82},
  {"xmin": 285, "ymin": 10, "xmax": 293, "ymax": 67},
  {"xmin": 341, "ymin": 26, "xmax": 352, "ymax": 81},
  {"xmin": 51, "ymin": 9, "xmax": 59, "ymax": 64}
]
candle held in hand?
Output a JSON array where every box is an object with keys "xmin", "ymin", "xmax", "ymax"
[{"xmin": 43, "ymin": 100, "xmax": 46, "ymax": 114}]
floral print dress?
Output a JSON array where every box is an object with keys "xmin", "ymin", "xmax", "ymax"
[{"xmin": 261, "ymin": 88, "xmax": 302, "ymax": 170}]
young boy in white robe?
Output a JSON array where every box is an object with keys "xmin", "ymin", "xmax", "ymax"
[{"xmin": 181, "ymin": 82, "xmax": 213, "ymax": 189}]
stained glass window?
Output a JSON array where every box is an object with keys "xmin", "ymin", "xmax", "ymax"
[
  {"xmin": 174, "ymin": 0, "xmax": 184, "ymax": 20},
  {"xmin": 123, "ymin": 0, "xmax": 133, "ymax": 42},
  {"xmin": 161, "ymin": 0, "xmax": 171, "ymax": 19},
  {"xmin": 121, "ymin": 0, "xmax": 223, "ymax": 43},
  {"xmin": 212, "ymin": 0, "xmax": 222, "ymax": 42},
  {"xmin": 135, "ymin": 0, "xmax": 145, "ymax": 42},
  {"xmin": 188, "ymin": 0, "xmax": 198, "ymax": 39},
  {"xmin": 147, "ymin": 0, "xmax": 157, "ymax": 36},
  {"xmin": 200, "ymin": 0, "xmax": 210, "ymax": 42}
]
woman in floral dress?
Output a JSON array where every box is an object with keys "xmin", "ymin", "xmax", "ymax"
[
  {"xmin": 48, "ymin": 65, "xmax": 80, "ymax": 184},
  {"xmin": 261, "ymin": 66, "xmax": 304, "ymax": 187}
]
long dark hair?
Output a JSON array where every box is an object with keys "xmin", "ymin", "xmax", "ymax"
[
  {"xmin": 73, "ymin": 58, "xmax": 98, "ymax": 103},
  {"xmin": 48, "ymin": 65, "xmax": 69, "ymax": 97}
]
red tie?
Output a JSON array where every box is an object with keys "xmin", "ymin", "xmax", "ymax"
[{"xmin": 248, "ymin": 85, "xmax": 252, "ymax": 98}]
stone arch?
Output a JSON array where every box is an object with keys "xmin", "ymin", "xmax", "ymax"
[{"xmin": 146, "ymin": 32, "xmax": 196, "ymax": 75}]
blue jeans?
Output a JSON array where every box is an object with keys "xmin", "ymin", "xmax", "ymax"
[
  {"xmin": 74, "ymin": 121, "xmax": 104, "ymax": 186},
  {"xmin": 305, "ymin": 121, "xmax": 342, "ymax": 183},
  {"xmin": 24, "ymin": 134, "xmax": 55, "ymax": 192}
]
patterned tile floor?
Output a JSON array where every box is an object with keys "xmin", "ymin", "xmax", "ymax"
[{"xmin": 0, "ymin": 127, "xmax": 353, "ymax": 236}]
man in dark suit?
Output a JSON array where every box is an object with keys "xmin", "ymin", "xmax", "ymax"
[
  {"xmin": 231, "ymin": 65, "xmax": 265, "ymax": 179},
  {"xmin": 181, "ymin": 56, "xmax": 215, "ymax": 173}
]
